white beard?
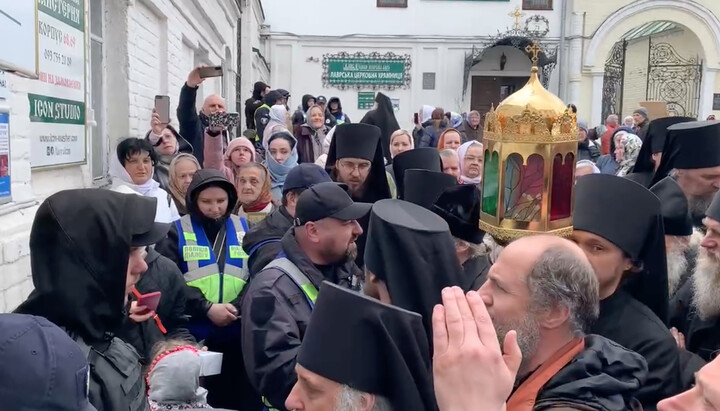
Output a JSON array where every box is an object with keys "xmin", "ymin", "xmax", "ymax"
[
  {"xmin": 691, "ymin": 248, "xmax": 720, "ymax": 320},
  {"xmin": 666, "ymin": 243, "xmax": 689, "ymax": 295},
  {"xmin": 483, "ymin": 234, "xmax": 505, "ymax": 264}
]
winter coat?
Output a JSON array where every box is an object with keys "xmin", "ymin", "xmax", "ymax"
[
  {"xmin": 203, "ymin": 132, "xmax": 257, "ymax": 187},
  {"xmin": 14, "ymin": 189, "xmax": 155, "ymax": 411},
  {"xmin": 532, "ymin": 335, "xmax": 647, "ymax": 411},
  {"xmin": 670, "ymin": 279, "xmax": 720, "ymax": 362},
  {"xmin": 596, "ymin": 154, "xmax": 619, "ymax": 175},
  {"xmin": 245, "ymin": 81, "xmax": 269, "ymax": 130},
  {"xmin": 577, "ymin": 140, "xmax": 600, "ymax": 163},
  {"xmin": 413, "ymin": 119, "xmax": 433, "ymax": 148},
  {"xmin": 635, "ymin": 120, "xmax": 650, "ymax": 142},
  {"xmin": 115, "ymin": 247, "xmax": 196, "ymax": 363},
  {"xmin": 240, "ymin": 229, "xmax": 360, "ymax": 411},
  {"xmin": 420, "ymin": 120, "xmax": 449, "ymax": 148},
  {"xmin": 457, "ymin": 119, "xmax": 482, "ymax": 142},
  {"xmin": 328, "ymin": 97, "xmax": 351, "ymax": 125},
  {"xmin": 242, "ymin": 206, "xmax": 294, "ymax": 276},
  {"xmin": 177, "ymin": 83, "xmax": 228, "ymax": 164},
  {"xmin": 592, "ymin": 290, "xmax": 683, "ymax": 410},
  {"xmin": 295, "ymin": 123, "xmax": 327, "ymax": 164}
]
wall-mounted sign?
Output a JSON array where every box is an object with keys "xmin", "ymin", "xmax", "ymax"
[
  {"xmin": 29, "ymin": 0, "xmax": 87, "ymax": 168},
  {"xmin": 0, "ymin": 111, "xmax": 10, "ymax": 204},
  {"xmin": 713, "ymin": 93, "xmax": 720, "ymax": 111},
  {"xmin": 423, "ymin": 72, "xmax": 436, "ymax": 90},
  {"xmin": 323, "ymin": 52, "xmax": 411, "ymax": 90},
  {"xmin": 358, "ymin": 92, "xmax": 375, "ymax": 110},
  {"xmin": 0, "ymin": 70, "xmax": 8, "ymax": 100},
  {"xmin": 0, "ymin": 2, "xmax": 38, "ymax": 77}
]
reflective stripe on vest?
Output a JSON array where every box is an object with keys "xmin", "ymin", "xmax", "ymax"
[
  {"xmin": 263, "ymin": 257, "xmax": 318, "ymax": 307},
  {"xmin": 176, "ymin": 214, "xmax": 250, "ymax": 303}
]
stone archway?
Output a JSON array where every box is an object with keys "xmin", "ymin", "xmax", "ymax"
[{"xmin": 582, "ymin": 0, "xmax": 720, "ymax": 124}]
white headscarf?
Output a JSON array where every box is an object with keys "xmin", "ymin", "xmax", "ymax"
[
  {"xmin": 421, "ymin": 105, "xmax": 435, "ymax": 124},
  {"xmin": 458, "ymin": 140, "xmax": 484, "ymax": 185},
  {"xmin": 263, "ymin": 104, "xmax": 289, "ymax": 145}
]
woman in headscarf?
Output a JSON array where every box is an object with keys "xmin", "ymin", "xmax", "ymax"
[
  {"xmin": 167, "ymin": 153, "xmax": 201, "ymax": 216},
  {"xmin": 437, "ymin": 129, "xmax": 463, "ymax": 151},
  {"xmin": 360, "ymin": 92, "xmax": 400, "ymax": 164},
  {"xmin": 413, "ymin": 105, "xmax": 435, "ymax": 147},
  {"xmin": 262, "ymin": 104, "xmax": 289, "ymax": 145},
  {"xmin": 596, "ymin": 126, "xmax": 633, "ymax": 175},
  {"xmin": 145, "ymin": 109, "xmax": 193, "ymax": 191},
  {"xmin": 457, "ymin": 140, "xmax": 484, "ymax": 187},
  {"xmin": 233, "ymin": 162, "xmax": 276, "ymax": 223},
  {"xmin": 615, "ymin": 132, "xmax": 643, "ymax": 177},
  {"xmin": 420, "ymin": 108, "xmax": 449, "ymax": 148},
  {"xmin": 264, "ymin": 129, "xmax": 299, "ymax": 201},
  {"xmin": 204, "ymin": 122, "xmax": 256, "ymax": 186},
  {"xmin": 295, "ymin": 104, "xmax": 328, "ymax": 163},
  {"xmin": 385, "ymin": 129, "xmax": 415, "ymax": 195},
  {"xmin": 110, "ymin": 137, "xmax": 180, "ymax": 223}
]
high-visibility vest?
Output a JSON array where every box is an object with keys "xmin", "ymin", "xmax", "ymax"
[
  {"xmin": 335, "ymin": 113, "xmax": 347, "ymax": 125},
  {"xmin": 175, "ymin": 214, "xmax": 250, "ymax": 303},
  {"xmin": 254, "ymin": 104, "xmax": 271, "ymax": 142}
]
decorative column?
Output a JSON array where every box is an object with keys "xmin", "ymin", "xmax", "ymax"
[
  {"xmin": 590, "ymin": 71, "xmax": 604, "ymax": 127},
  {"xmin": 567, "ymin": 12, "xmax": 584, "ymax": 106}
]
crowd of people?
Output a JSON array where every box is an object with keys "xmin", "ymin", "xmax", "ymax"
[{"xmin": 2, "ymin": 65, "xmax": 720, "ymax": 411}]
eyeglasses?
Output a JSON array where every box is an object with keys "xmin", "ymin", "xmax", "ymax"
[{"xmin": 339, "ymin": 160, "xmax": 371, "ymax": 172}]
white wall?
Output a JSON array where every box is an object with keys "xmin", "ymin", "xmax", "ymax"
[{"xmin": 0, "ymin": 0, "xmax": 261, "ymax": 312}]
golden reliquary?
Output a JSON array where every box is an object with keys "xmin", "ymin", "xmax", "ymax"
[{"xmin": 479, "ymin": 44, "xmax": 578, "ymax": 242}]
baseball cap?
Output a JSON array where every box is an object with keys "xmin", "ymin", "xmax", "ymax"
[
  {"xmin": 294, "ymin": 182, "xmax": 371, "ymax": 226},
  {"xmin": 316, "ymin": 95, "xmax": 327, "ymax": 104},
  {"xmin": 282, "ymin": 163, "xmax": 333, "ymax": 194},
  {"xmin": 277, "ymin": 89, "xmax": 290, "ymax": 98},
  {"xmin": 0, "ymin": 314, "xmax": 97, "ymax": 410}
]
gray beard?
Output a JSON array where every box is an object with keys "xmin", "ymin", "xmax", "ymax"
[
  {"xmin": 667, "ymin": 244, "xmax": 689, "ymax": 295},
  {"xmin": 492, "ymin": 312, "xmax": 541, "ymax": 377},
  {"xmin": 691, "ymin": 248, "xmax": 720, "ymax": 320},
  {"xmin": 688, "ymin": 194, "xmax": 714, "ymax": 222}
]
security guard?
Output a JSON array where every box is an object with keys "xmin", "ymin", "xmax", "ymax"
[
  {"xmin": 156, "ymin": 168, "xmax": 262, "ymax": 410},
  {"xmin": 255, "ymin": 90, "xmax": 283, "ymax": 144}
]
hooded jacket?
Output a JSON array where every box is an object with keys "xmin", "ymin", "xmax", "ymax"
[
  {"xmin": 245, "ymin": 81, "xmax": 269, "ymax": 130},
  {"xmin": 328, "ymin": 97, "xmax": 351, "ymax": 124},
  {"xmin": 115, "ymin": 247, "xmax": 196, "ymax": 363},
  {"xmin": 359, "ymin": 92, "xmax": 400, "ymax": 164},
  {"xmin": 240, "ymin": 229, "xmax": 361, "ymax": 410},
  {"xmin": 533, "ymin": 335, "xmax": 647, "ymax": 411},
  {"xmin": 155, "ymin": 169, "xmax": 241, "ymax": 318},
  {"xmin": 15, "ymin": 189, "xmax": 157, "ymax": 411}
]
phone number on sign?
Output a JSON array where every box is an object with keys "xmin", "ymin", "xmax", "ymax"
[{"xmin": 43, "ymin": 49, "xmax": 72, "ymax": 67}]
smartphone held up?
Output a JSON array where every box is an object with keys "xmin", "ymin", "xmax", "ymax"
[
  {"xmin": 198, "ymin": 66, "xmax": 223, "ymax": 79},
  {"xmin": 154, "ymin": 95, "xmax": 171, "ymax": 124}
]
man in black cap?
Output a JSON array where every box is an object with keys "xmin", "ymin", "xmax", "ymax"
[
  {"xmin": 245, "ymin": 80, "xmax": 271, "ymax": 130},
  {"xmin": 315, "ymin": 95, "xmax": 337, "ymax": 128},
  {"xmin": 670, "ymin": 187, "xmax": 720, "ymax": 362},
  {"xmin": 433, "ymin": 184, "xmax": 491, "ymax": 290},
  {"xmin": 633, "ymin": 107, "xmax": 651, "ymax": 140},
  {"xmin": 326, "ymin": 123, "xmax": 391, "ymax": 203},
  {"xmin": 363, "ymin": 199, "xmax": 464, "ymax": 348},
  {"xmin": 241, "ymin": 182, "xmax": 369, "ymax": 410},
  {"xmin": 628, "ymin": 117, "xmax": 695, "ymax": 187},
  {"xmin": 243, "ymin": 164, "xmax": 333, "ymax": 275},
  {"xmin": 391, "ymin": 147, "xmax": 443, "ymax": 199},
  {"xmin": 403, "ymin": 168, "xmax": 457, "ymax": 210},
  {"xmin": 0, "ymin": 314, "xmax": 97, "ymax": 410},
  {"xmin": 651, "ymin": 120, "xmax": 720, "ymax": 227},
  {"xmin": 277, "ymin": 88, "xmax": 291, "ymax": 111},
  {"xmin": 255, "ymin": 90, "xmax": 283, "ymax": 144},
  {"xmin": 572, "ymin": 174, "xmax": 682, "ymax": 409},
  {"xmin": 15, "ymin": 189, "xmax": 170, "ymax": 411},
  {"xmin": 285, "ymin": 282, "xmax": 436, "ymax": 411},
  {"xmin": 650, "ymin": 177, "xmax": 695, "ymax": 295}
]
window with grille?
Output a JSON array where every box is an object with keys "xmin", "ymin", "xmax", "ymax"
[{"xmin": 523, "ymin": 0, "xmax": 552, "ymax": 10}]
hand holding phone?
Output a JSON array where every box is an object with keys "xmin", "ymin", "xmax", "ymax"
[
  {"xmin": 136, "ymin": 291, "xmax": 162, "ymax": 312},
  {"xmin": 154, "ymin": 95, "xmax": 171, "ymax": 124},
  {"xmin": 198, "ymin": 66, "xmax": 223, "ymax": 79}
]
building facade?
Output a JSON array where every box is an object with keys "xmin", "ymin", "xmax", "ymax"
[
  {"xmin": 263, "ymin": 0, "xmax": 565, "ymax": 129},
  {"xmin": 0, "ymin": 0, "xmax": 266, "ymax": 312}
]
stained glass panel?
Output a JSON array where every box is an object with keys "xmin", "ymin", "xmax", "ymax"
[
  {"xmin": 504, "ymin": 153, "xmax": 543, "ymax": 221},
  {"xmin": 550, "ymin": 152, "xmax": 574, "ymax": 220},
  {"xmin": 481, "ymin": 150, "xmax": 499, "ymax": 216}
]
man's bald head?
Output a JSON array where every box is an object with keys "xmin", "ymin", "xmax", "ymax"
[
  {"xmin": 504, "ymin": 235, "xmax": 599, "ymax": 333},
  {"xmin": 202, "ymin": 94, "xmax": 226, "ymax": 115}
]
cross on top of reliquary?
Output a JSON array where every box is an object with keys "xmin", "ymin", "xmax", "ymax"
[{"xmin": 525, "ymin": 43, "xmax": 542, "ymax": 66}]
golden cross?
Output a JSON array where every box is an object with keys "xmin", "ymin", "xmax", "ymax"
[
  {"xmin": 526, "ymin": 42, "xmax": 542, "ymax": 66},
  {"xmin": 508, "ymin": 7, "xmax": 525, "ymax": 29}
]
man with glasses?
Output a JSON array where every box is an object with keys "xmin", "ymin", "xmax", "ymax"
[{"xmin": 240, "ymin": 182, "xmax": 370, "ymax": 411}]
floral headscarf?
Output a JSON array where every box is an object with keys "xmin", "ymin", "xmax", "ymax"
[{"xmin": 616, "ymin": 133, "xmax": 643, "ymax": 177}]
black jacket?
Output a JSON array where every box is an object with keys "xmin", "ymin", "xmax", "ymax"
[
  {"xmin": 360, "ymin": 92, "xmax": 400, "ymax": 164},
  {"xmin": 115, "ymin": 247, "xmax": 195, "ymax": 362},
  {"xmin": 242, "ymin": 205, "xmax": 293, "ymax": 276},
  {"xmin": 578, "ymin": 140, "xmax": 601, "ymax": 163},
  {"xmin": 670, "ymin": 279, "xmax": 720, "ymax": 362},
  {"xmin": 534, "ymin": 335, "xmax": 647, "ymax": 411},
  {"xmin": 15, "ymin": 189, "xmax": 153, "ymax": 411},
  {"xmin": 462, "ymin": 254, "xmax": 491, "ymax": 291},
  {"xmin": 591, "ymin": 290, "xmax": 682, "ymax": 410},
  {"xmin": 177, "ymin": 84, "xmax": 209, "ymax": 164},
  {"xmin": 240, "ymin": 229, "xmax": 360, "ymax": 410}
]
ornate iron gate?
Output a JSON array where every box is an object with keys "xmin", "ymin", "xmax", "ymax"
[
  {"xmin": 646, "ymin": 40, "xmax": 702, "ymax": 118},
  {"xmin": 602, "ymin": 41, "xmax": 627, "ymax": 121}
]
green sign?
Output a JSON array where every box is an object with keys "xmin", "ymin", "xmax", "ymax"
[
  {"xmin": 358, "ymin": 92, "xmax": 375, "ymax": 110},
  {"xmin": 328, "ymin": 58, "xmax": 406, "ymax": 86},
  {"xmin": 38, "ymin": 0, "xmax": 85, "ymax": 31},
  {"xmin": 28, "ymin": 94, "xmax": 85, "ymax": 125}
]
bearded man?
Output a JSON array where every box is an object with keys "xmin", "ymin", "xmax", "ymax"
[
  {"xmin": 240, "ymin": 183, "xmax": 370, "ymax": 411},
  {"xmin": 478, "ymin": 235, "xmax": 648, "ymax": 410},
  {"xmin": 670, "ymin": 188, "xmax": 720, "ymax": 363}
]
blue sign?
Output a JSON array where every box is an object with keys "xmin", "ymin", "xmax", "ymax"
[{"xmin": 0, "ymin": 111, "xmax": 10, "ymax": 204}]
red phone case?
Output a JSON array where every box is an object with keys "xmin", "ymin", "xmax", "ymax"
[{"xmin": 137, "ymin": 291, "xmax": 162, "ymax": 312}]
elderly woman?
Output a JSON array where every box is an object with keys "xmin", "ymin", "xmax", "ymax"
[
  {"xmin": 264, "ymin": 129, "xmax": 299, "ymax": 201},
  {"xmin": 295, "ymin": 104, "xmax": 328, "ymax": 163},
  {"xmin": 145, "ymin": 109, "xmax": 193, "ymax": 191},
  {"xmin": 233, "ymin": 162, "xmax": 276, "ymax": 223},
  {"xmin": 575, "ymin": 159, "xmax": 600, "ymax": 184},
  {"xmin": 458, "ymin": 140, "xmax": 484, "ymax": 186},
  {"xmin": 110, "ymin": 137, "xmax": 180, "ymax": 223},
  {"xmin": 167, "ymin": 153, "xmax": 201, "ymax": 215},
  {"xmin": 596, "ymin": 127, "xmax": 633, "ymax": 175},
  {"xmin": 615, "ymin": 132, "xmax": 643, "ymax": 177}
]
